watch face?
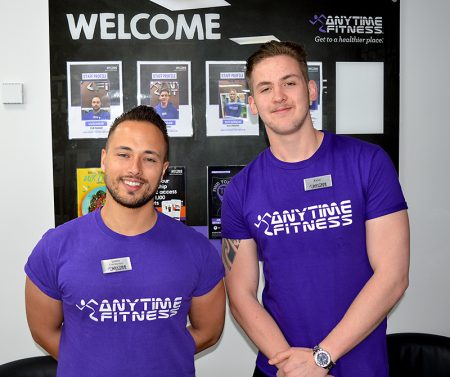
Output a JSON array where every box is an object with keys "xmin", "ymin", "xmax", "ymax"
[{"xmin": 314, "ymin": 350, "xmax": 330, "ymax": 367}]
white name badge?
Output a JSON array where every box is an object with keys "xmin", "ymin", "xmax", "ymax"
[
  {"xmin": 304, "ymin": 174, "xmax": 333, "ymax": 191},
  {"xmin": 101, "ymin": 257, "xmax": 132, "ymax": 274}
]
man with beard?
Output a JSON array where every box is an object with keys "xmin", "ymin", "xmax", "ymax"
[
  {"xmin": 24, "ymin": 105, "xmax": 225, "ymax": 377},
  {"xmin": 83, "ymin": 95, "xmax": 110, "ymax": 120}
]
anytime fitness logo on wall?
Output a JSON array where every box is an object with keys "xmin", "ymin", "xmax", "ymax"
[
  {"xmin": 254, "ymin": 200, "xmax": 353, "ymax": 237},
  {"xmin": 76, "ymin": 296, "xmax": 183, "ymax": 322},
  {"xmin": 309, "ymin": 14, "xmax": 383, "ymax": 35}
]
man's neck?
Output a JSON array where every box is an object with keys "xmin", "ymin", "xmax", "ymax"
[
  {"xmin": 268, "ymin": 124, "xmax": 323, "ymax": 163},
  {"xmin": 100, "ymin": 199, "xmax": 157, "ymax": 236}
]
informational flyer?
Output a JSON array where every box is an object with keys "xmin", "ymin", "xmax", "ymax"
[
  {"xmin": 76, "ymin": 168, "xmax": 106, "ymax": 217},
  {"xmin": 205, "ymin": 62, "xmax": 259, "ymax": 137},
  {"xmin": 308, "ymin": 62, "xmax": 323, "ymax": 130},
  {"xmin": 137, "ymin": 61, "xmax": 192, "ymax": 137},
  {"xmin": 207, "ymin": 165, "xmax": 244, "ymax": 239},
  {"xmin": 154, "ymin": 166, "xmax": 186, "ymax": 222},
  {"xmin": 67, "ymin": 61, "xmax": 123, "ymax": 139}
]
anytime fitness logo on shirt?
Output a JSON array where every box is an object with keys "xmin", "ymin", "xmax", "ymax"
[
  {"xmin": 254, "ymin": 200, "xmax": 352, "ymax": 237},
  {"xmin": 76, "ymin": 296, "xmax": 183, "ymax": 322}
]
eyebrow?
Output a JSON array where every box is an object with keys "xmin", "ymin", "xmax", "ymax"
[
  {"xmin": 115, "ymin": 145, "xmax": 161, "ymax": 157},
  {"xmin": 255, "ymin": 73, "xmax": 302, "ymax": 89}
]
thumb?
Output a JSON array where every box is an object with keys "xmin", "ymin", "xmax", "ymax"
[{"xmin": 268, "ymin": 350, "xmax": 292, "ymax": 365}]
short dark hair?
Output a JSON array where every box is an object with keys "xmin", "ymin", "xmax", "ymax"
[
  {"xmin": 105, "ymin": 105, "xmax": 169, "ymax": 161},
  {"xmin": 246, "ymin": 40, "xmax": 310, "ymax": 92}
]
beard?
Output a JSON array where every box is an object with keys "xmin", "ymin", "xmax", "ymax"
[{"xmin": 104, "ymin": 174, "xmax": 158, "ymax": 209}]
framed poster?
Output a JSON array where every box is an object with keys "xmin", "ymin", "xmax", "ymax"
[
  {"xmin": 308, "ymin": 62, "xmax": 323, "ymax": 130},
  {"xmin": 138, "ymin": 61, "xmax": 193, "ymax": 137},
  {"xmin": 205, "ymin": 61, "xmax": 258, "ymax": 136},
  {"xmin": 207, "ymin": 165, "xmax": 244, "ymax": 239},
  {"xmin": 76, "ymin": 168, "xmax": 106, "ymax": 217},
  {"xmin": 154, "ymin": 166, "xmax": 187, "ymax": 223},
  {"xmin": 67, "ymin": 61, "xmax": 123, "ymax": 139}
]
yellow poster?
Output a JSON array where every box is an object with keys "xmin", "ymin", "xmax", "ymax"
[{"xmin": 76, "ymin": 168, "xmax": 106, "ymax": 217}]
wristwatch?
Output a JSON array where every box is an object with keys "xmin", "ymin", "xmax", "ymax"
[{"xmin": 313, "ymin": 345, "xmax": 336, "ymax": 370}]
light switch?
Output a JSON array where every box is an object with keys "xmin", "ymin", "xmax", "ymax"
[{"xmin": 2, "ymin": 83, "xmax": 24, "ymax": 104}]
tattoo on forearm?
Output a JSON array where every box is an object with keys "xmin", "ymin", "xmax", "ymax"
[{"xmin": 222, "ymin": 239, "xmax": 241, "ymax": 271}]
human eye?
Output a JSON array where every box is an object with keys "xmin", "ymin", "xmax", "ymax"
[
  {"xmin": 259, "ymin": 86, "xmax": 271, "ymax": 94},
  {"xmin": 144, "ymin": 155, "xmax": 159, "ymax": 164},
  {"xmin": 117, "ymin": 152, "xmax": 129, "ymax": 158}
]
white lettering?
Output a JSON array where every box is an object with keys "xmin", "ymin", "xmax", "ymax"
[
  {"xmin": 100, "ymin": 13, "xmax": 116, "ymax": 40},
  {"xmin": 271, "ymin": 211, "xmax": 283, "ymax": 225},
  {"xmin": 149, "ymin": 14, "xmax": 174, "ymax": 39},
  {"xmin": 282, "ymin": 210, "xmax": 296, "ymax": 223},
  {"xmin": 141, "ymin": 298, "xmax": 151, "ymax": 310},
  {"xmin": 126, "ymin": 298, "xmax": 139, "ymax": 311},
  {"xmin": 205, "ymin": 13, "xmax": 221, "ymax": 39},
  {"xmin": 99, "ymin": 300, "xmax": 112, "ymax": 312},
  {"xmin": 295, "ymin": 208, "xmax": 307, "ymax": 221},
  {"xmin": 117, "ymin": 14, "xmax": 131, "ymax": 39},
  {"xmin": 66, "ymin": 13, "xmax": 221, "ymax": 40},
  {"xmin": 315, "ymin": 217, "xmax": 328, "ymax": 230},
  {"xmin": 112, "ymin": 299, "xmax": 126, "ymax": 311},
  {"xmin": 175, "ymin": 14, "xmax": 204, "ymax": 40},
  {"xmin": 340, "ymin": 200, "xmax": 352, "ymax": 214},
  {"xmin": 254, "ymin": 200, "xmax": 354, "ymax": 237},
  {"xmin": 130, "ymin": 13, "xmax": 150, "ymax": 40},
  {"xmin": 66, "ymin": 14, "xmax": 98, "ymax": 40}
]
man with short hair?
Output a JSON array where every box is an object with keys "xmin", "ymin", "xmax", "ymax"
[
  {"xmin": 25, "ymin": 105, "xmax": 225, "ymax": 377},
  {"xmin": 83, "ymin": 95, "xmax": 110, "ymax": 120},
  {"xmin": 221, "ymin": 41, "xmax": 409, "ymax": 377},
  {"xmin": 224, "ymin": 89, "xmax": 244, "ymax": 118},
  {"xmin": 155, "ymin": 89, "xmax": 179, "ymax": 119}
]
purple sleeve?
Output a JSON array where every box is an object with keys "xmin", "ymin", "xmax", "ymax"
[
  {"xmin": 221, "ymin": 179, "xmax": 252, "ymax": 240},
  {"xmin": 192, "ymin": 239, "xmax": 224, "ymax": 297},
  {"xmin": 24, "ymin": 230, "xmax": 61, "ymax": 300},
  {"xmin": 365, "ymin": 148, "xmax": 408, "ymax": 220}
]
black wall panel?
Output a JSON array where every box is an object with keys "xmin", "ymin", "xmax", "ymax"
[{"xmin": 49, "ymin": 0, "xmax": 400, "ymax": 226}]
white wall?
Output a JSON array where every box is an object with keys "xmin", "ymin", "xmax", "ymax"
[
  {"xmin": 388, "ymin": 0, "xmax": 450, "ymax": 336},
  {"xmin": 0, "ymin": 0, "xmax": 54, "ymax": 364},
  {"xmin": 0, "ymin": 0, "xmax": 449, "ymax": 373}
]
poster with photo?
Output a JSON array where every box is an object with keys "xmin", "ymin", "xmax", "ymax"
[
  {"xmin": 207, "ymin": 165, "xmax": 245, "ymax": 239},
  {"xmin": 76, "ymin": 168, "xmax": 106, "ymax": 217},
  {"xmin": 154, "ymin": 166, "xmax": 186, "ymax": 223},
  {"xmin": 205, "ymin": 62, "xmax": 259, "ymax": 137},
  {"xmin": 308, "ymin": 62, "xmax": 323, "ymax": 130},
  {"xmin": 137, "ymin": 61, "xmax": 192, "ymax": 137},
  {"xmin": 67, "ymin": 61, "xmax": 123, "ymax": 139}
]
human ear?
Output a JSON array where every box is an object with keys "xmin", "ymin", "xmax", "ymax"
[
  {"xmin": 248, "ymin": 95, "xmax": 258, "ymax": 115},
  {"xmin": 308, "ymin": 80, "xmax": 318, "ymax": 105},
  {"xmin": 100, "ymin": 149, "xmax": 107, "ymax": 172}
]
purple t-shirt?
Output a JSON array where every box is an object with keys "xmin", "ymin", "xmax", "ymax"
[
  {"xmin": 25, "ymin": 210, "xmax": 224, "ymax": 377},
  {"xmin": 221, "ymin": 131, "xmax": 407, "ymax": 377}
]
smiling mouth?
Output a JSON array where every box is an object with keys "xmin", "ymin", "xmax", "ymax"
[
  {"xmin": 123, "ymin": 179, "xmax": 143, "ymax": 187},
  {"xmin": 272, "ymin": 106, "xmax": 291, "ymax": 114}
]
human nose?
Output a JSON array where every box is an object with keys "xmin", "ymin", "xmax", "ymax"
[
  {"xmin": 272, "ymin": 85, "xmax": 287, "ymax": 103},
  {"xmin": 128, "ymin": 156, "xmax": 142, "ymax": 176}
]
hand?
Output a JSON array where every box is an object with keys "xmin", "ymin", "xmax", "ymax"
[{"xmin": 269, "ymin": 347, "xmax": 333, "ymax": 377}]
